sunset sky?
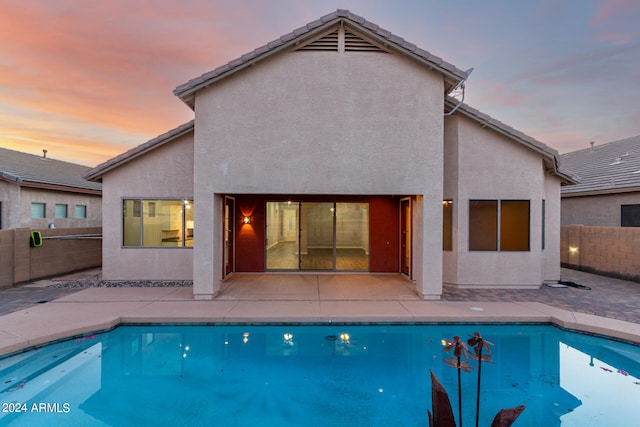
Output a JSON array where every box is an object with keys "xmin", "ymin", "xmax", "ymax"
[{"xmin": 1, "ymin": 0, "xmax": 639, "ymax": 166}]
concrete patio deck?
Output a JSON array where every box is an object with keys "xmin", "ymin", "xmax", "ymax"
[{"xmin": 1, "ymin": 268, "xmax": 639, "ymax": 357}]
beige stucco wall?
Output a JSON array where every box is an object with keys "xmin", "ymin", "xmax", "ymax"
[
  {"xmin": 442, "ymin": 116, "xmax": 459, "ymax": 283},
  {"xmin": 0, "ymin": 181, "xmax": 21, "ymax": 229},
  {"xmin": 542, "ymin": 172, "xmax": 562, "ymax": 282},
  {"xmin": 193, "ymin": 49, "xmax": 445, "ymax": 298},
  {"xmin": 561, "ymin": 192, "xmax": 640, "ymax": 226},
  {"xmin": 0, "ymin": 181, "xmax": 101, "ymax": 230},
  {"xmin": 446, "ymin": 115, "xmax": 553, "ymax": 288},
  {"xmin": 100, "ymin": 133, "xmax": 194, "ymax": 281},
  {"xmin": 20, "ymin": 187, "xmax": 102, "ymax": 229}
]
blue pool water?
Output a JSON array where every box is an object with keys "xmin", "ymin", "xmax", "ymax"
[{"xmin": 0, "ymin": 324, "xmax": 638, "ymax": 426}]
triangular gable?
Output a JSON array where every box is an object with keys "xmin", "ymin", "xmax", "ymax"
[
  {"xmin": 444, "ymin": 98, "xmax": 579, "ymax": 185},
  {"xmin": 83, "ymin": 120, "xmax": 194, "ymax": 182},
  {"xmin": 174, "ymin": 9, "xmax": 469, "ymax": 108}
]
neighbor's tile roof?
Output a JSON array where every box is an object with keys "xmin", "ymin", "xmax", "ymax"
[
  {"xmin": 446, "ymin": 99, "xmax": 580, "ymax": 185},
  {"xmin": 173, "ymin": 9, "xmax": 470, "ymax": 107},
  {"xmin": 83, "ymin": 120, "xmax": 194, "ymax": 182},
  {"xmin": 560, "ymin": 135, "xmax": 640, "ymax": 196},
  {"xmin": 0, "ymin": 147, "xmax": 101, "ymax": 192}
]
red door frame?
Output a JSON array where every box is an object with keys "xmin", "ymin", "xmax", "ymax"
[
  {"xmin": 400, "ymin": 198, "xmax": 411, "ymax": 278},
  {"xmin": 224, "ymin": 196, "xmax": 235, "ymax": 277}
]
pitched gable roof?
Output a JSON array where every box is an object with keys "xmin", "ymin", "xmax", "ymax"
[
  {"xmin": 560, "ymin": 135, "xmax": 640, "ymax": 196},
  {"xmin": 0, "ymin": 147, "xmax": 101, "ymax": 194},
  {"xmin": 83, "ymin": 120, "xmax": 194, "ymax": 182},
  {"xmin": 445, "ymin": 98, "xmax": 579, "ymax": 185},
  {"xmin": 174, "ymin": 9, "xmax": 470, "ymax": 108}
]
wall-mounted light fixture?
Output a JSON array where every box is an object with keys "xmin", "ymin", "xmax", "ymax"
[
  {"xmin": 243, "ymin": 216, "xmax": 251, "ymax": 225},
  {"xmin": 569, "ymin": 246, "xmax": 579, "ymax": 255}
]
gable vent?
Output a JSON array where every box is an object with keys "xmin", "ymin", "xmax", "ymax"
[
  {"xmin": 298, "ymin": 30, "xmax": 339, "ymax": 51},
  {"xmin": 344, "ymin": 28, "xmax": 384, "ymax": 52},
  {"xmin": 296, "ymin": 27, "xmax": 387, "ymax": 53}
]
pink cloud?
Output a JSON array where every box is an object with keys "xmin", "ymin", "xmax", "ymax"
[
  {"xmin": 591, "ymin": 0, "xmax": 640, "ymax": 26},
  {"xmin": 594, "ymin": 29, "xmax": 635, "ymax": 45},
  {"xmin": 590, "ymin": 0, "xmax": 640, "ymax": 45}
]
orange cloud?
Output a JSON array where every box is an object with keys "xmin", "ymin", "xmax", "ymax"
[{"xmin": 0, "ymin": 0, "xmax": 277, "ymax": 164}]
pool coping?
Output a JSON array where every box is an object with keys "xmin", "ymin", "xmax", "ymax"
[{"xmin": 1, "ymin": 291, "xmax": 639, "ymax": 357}]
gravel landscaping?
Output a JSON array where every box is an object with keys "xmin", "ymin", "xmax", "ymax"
[{"xmin": 47, "ymin": 279, "xmax": 193, "ymax": 288}]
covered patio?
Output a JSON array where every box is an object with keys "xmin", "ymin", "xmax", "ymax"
[{"xmin": 217, "ymin": 274, "xmax": 420, "ymax": 301}]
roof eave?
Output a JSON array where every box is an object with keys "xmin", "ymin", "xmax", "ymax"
[
  {"xmin": 446, "ymin": 100, "xmax": 580, "ymax": 185},
  {"xmin": 0, "ymin": 171, "xmax": 23, "ymax": 184},
  {"xmin": 84, "ymin": 120, "xmax": 195, "ymax": 182},
  {"xmin": 561, "ymin": 186, "xmax": 640, "ymax": 198},
  {"xmin": 19, "ymin": 181, "xmax": 102, "ymax": 195}
]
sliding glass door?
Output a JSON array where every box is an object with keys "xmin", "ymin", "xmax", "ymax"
[
  {"xmin": 265, "ymin": 202, "xmax": 299, "ymax": 270},
  {"xmin": 266, "ymin": 201, "xmax": 369, "ymax": 271},
  {"xmin": 300, "ymin": 203, "xmax": 334, "ymax": 270}
]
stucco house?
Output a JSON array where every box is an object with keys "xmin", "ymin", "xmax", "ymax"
[
  {"xmin": 84, "ymin": 10, "xmax": 576, "ymax": 300},
  {"xmin": 561, "ymin": 136, "xmax": 640, "ymax": 227},
  {"xmin": 0, "ymin": 147, "xmax": 102, "ymax": 229}
]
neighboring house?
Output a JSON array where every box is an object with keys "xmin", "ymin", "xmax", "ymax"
[
  {"xmin": 84, "ymin": 10, "xmax": 576, "ymax": 300},
  {"xmin": 561, "ymin": 136, "xmax": 640, "ymax": 227},
  {"xmin": 0, "ymin": 147, "xmax": 102, "ymax": 229}
]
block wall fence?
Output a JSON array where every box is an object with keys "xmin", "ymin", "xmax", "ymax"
[
  {"xmin": 561, "ymin": 225, "xmax": 640, "ymax": 282},
  {"xmin": 0, "ymin": 228, "xmax": 101, "ymax": 289},
  {"xmin": 2, "ymin": 225, "xmax": 638, "ymax": 288}
]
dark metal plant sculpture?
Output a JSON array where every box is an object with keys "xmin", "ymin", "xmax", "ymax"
[
  {"xmin": 442, "ymin": 336, "xmax": 473, "ymax": 427},
  {"xmin": 467, "ymin": 332, "xmax": 494, "ymax": 427},
  {"xmin": 429, "ymin": 331, "xmax": 525, "ymax": 427}
]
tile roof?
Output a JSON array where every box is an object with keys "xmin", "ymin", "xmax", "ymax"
[
  {"xmin": 445, "ymin": 99, "xmax": 579, "ymax": 185},
  {"xmin": 0, "ymin": 147, "xmax": 101, "ymax": 193},
  {"xmin": 173, "ymin": 9, "xmax": 470, "ymax": 108},
  {"xmin": 83, "ymin": 120, "xmax": 194, "ymax": 182},
  {"xmin": 560, "ymin": 135, "xmax": 640, "ymax": 196}
]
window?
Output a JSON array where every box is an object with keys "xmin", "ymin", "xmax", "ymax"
[
  {"xmin": 621, "ymin": 204, "xmax": 640, "ymax": 227},
  {"xmin": 31, "ymin": 202, "xmax": 46, "ymax": 218},
  {"xmin": 469, "ymin": 200, "xmax": 530, "ymax": 251},
  {"xmin": 442, "ymin": 200, "xmax": 453, "ymax": 250},
  {"xmin": 122, "ymin": 199, "xmax": 194, "ymax": 247},
  {"xmin": 265, "ymin": 201, "xmax": 369, "ymax": 271},
  {"xmin": 55, "ymin": 204, "xmax": 68, "ymax": 219},
  {"xmin": 75, "ymin": 205, "xmax": 87, "ymax": 219}
]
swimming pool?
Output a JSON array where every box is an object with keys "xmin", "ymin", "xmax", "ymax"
[{"xmin": 0, "ymin": 324, "xmax": 638, "ymax": 426}]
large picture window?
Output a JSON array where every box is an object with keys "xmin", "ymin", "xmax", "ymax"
[
  {"xmin": 122, "ymin": 199, "xmax": 194, "ymax": 247},
  {"xmin": 469, "ymin": 200, "xmax": 530, "ymax": 251}
]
